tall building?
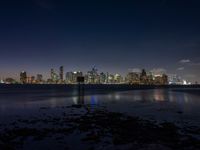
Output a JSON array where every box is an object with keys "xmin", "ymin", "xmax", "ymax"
[
  {"xmin": 106, "ymin": 72, "xmax": 109, "ymax": 83},
  {"xmin": 147, "ymin": 72, "xmax": 154, "ymax": 85},
  {"xmin": 86, "ymin": 67, "xmax": 98, "ymax": 84},
  {"xmin": 99, "ymin": 72, "xmax": 106, "ymax": 84},
  {"xmin": 20, "ymin": 71, "xmax": 27, "ymax": 84},
  {"xmin": 73, "ymin": 71, "xmax": 83, "ymax": 83},
  {"xmin": 66, "ymin": 72, "xmax": 74, "ymax": 83},
  {"xmin": 66, "ymin": 71, "xmax": 83, "ymax": 84},
  {"xmin": 50, "ymin": 69, "xmax": 54, "ymax": 80},
  {"xmin": 140, "ymin": 69, "xmax": 148, "ymax": 84},
  {"xmin": 36, "ymin": 74, "xmax": 43, "ymax": 83},
  {"xmin": 153, "ymin": 74, "xmax": 168, "ymax": 85},
  {"xmin": 126, "ymin": 72, "xmax": 140, "ymax": 84},
  {"xmin": 26, "ymin": 76, "xmax": 35, "ymax": 84},
  {"xmin": 114, "ymin": 74, "xmax": 123, "ymax": 83},
  {"xmin": 162, "ymin": 74, "xmax": 168, "ymax": 85},
  {"xmin": 50, "ymin": 69, "xmax": 58, "ymax": 83},
  {"xmin": 168, "ymin": 74, "xmax": 182, "ymax": 85},
  {"xmin": 59, "ymin": 66, "xmax": 64, "ymax": 82},
  {"xmin": 108, "ymin": 74, "xmax": 115, "ymax": 83}
]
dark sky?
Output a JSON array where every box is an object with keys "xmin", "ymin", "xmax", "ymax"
[{"xmin": 0, "ymin": 0, "xmax": 200, "ymax": 82}]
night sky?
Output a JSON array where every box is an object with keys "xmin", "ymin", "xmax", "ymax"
[{"xmin": 0, "ymin": 0, "xmax": 200, "ymax": 82}]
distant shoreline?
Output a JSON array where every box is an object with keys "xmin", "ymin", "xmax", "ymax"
[{"xmin": 0, "ymin": 84, "xmax": 200, "ymax": 91}]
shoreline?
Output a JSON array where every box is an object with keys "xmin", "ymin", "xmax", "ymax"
[
  {"xmin": 0, "ymin": 84, "xmax": 200, "ymax": 96},
  {"xmin": 0, "ymin": 83, "xmax": 200, "ymax": 88}
]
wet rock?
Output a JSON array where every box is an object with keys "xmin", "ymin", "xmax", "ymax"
[{"xmin": 0, "ymin": 106, "xmax": 199, "ymax": 150}]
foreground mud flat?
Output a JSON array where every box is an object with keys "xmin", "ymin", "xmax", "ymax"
[{"xmin": 0, "ymin": 105, "xmax": 199, "ymax": 150}]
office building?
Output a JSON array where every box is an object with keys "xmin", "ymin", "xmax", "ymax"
[
  {"xmin": 59, "ymin": 66, "xmax": 64, "ymax": 82},
  {"xmin": 20, "ymin": 71, "xmax": 27, "ymax": 84}
]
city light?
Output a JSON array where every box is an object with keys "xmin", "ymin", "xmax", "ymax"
[{"xmin": 0, "ymin": 66, "xmax": 194, "ymax": 85}]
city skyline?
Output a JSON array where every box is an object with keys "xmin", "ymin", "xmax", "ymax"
[
  {"xmin": 0, "ymin": 66, "xmax": 194, "ymax": 85},
  {"xmin": 0, "ymin": 62, "xmax": 199, "ymax": 82},
  {"xmin": 0, "ymin": 1, "xmax": 200, "ymax": 149},
  {"xmin": 0, "ymin": 0, "xmax": 200, "ymax": 82}
]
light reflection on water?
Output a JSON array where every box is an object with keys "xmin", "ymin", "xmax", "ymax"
[
  {"xmin": 0, "ymin": 89, "xmax": 200, "ymax": 126},
  {"xmin": 153, "ymin": 90, "xmax": 165, "ymax": 101}
]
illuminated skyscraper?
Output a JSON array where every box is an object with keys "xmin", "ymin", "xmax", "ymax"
[
  {"xmin": 59, "ymin": 66, "xmax": 64, "ymax": 82},
  {"xmin": 20, "ymin": 71, "xmax": 27, "ymax": 84},
  {"xmin": 126, "ymin": 72, "xmax": 140, "ymax": 84},
  {"xmin": 100, "ymin": 72, "xmax": 106, "ymax": 84},
  {"xmin": 66, "ymin": 72, "xmax": 74, "ymax": 83},
  {"xmin": 50, "ymin": 69, "xmax": 58, "ymax": 83},
  {"xmin": 108, "ymin": 74, "xmax": 115, "ymax": 83},
  {"xmin": 106, "ymin": 72, "xmax": 109, "ymax": 83},
  {"xmin": 114, "ymin": 74, "xmax": 123, "ymax": 83},
  {"xmin": 86, "ymin": 67, "xmax": 99, "ymax": 84},
  {"xmin": 51, "ymin": 69, "xmax": 54, "ymax": 80}
]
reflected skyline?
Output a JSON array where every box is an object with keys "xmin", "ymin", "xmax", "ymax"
[{"xmin": 0, "ymin": 88, "xmax": 200, "ymax": 126}]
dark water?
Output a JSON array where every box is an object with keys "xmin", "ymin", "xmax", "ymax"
[
  {"xmin": 0, "ymin": 85, "xmax": 200, "ymax": 149},
  {"xmin": 0, "ymin": 86, "xmax": 200, "ymax": 125}
]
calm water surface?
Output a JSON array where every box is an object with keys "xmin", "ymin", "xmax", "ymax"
[{"xmin": 0, "ymin": 89, "xmax": 200, "ymax": 127}]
